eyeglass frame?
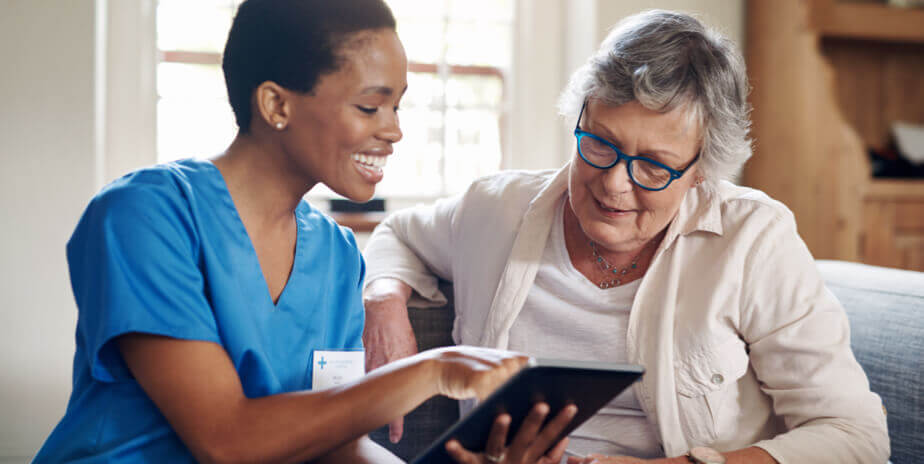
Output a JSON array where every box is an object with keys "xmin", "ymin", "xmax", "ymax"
[{"xmin": 573, "ymin": 100, "xmax": 700, "ymax": 191}]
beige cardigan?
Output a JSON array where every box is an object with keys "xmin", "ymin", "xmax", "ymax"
[{"xmin": 363, "ymin": 164, "xmax": 889, "ymax": 463}]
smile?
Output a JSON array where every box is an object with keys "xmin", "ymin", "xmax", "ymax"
[
  {"xmin": 595, "ymin": 198, "xmax": 635, "ymax": 216},
  {"xmin": 351, "ymin": 153, "xmax": 388, "ymax": 172},
  {"xmin": 351, "ymin": 153, "xmax": 388, "ymax": 183}
]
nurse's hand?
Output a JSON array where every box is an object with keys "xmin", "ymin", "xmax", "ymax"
[
  {"xmin": 362, "ymin": 277, "xmax": 418, "ymax": 443},
  {"xmin": 446, "ymin": 403, "xmax": 577, "ymax": 464},
  {"xmin": 426, "ymin": 346, "xmax": 530, "ymax": 400}
]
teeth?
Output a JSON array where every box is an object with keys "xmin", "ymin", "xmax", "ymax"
[
  {"xmin": 350, "ymin": 153, "xmax": 388, "ymax": 172},
  {"xmin": 351, "ymin": 153, "xmax": 387, "ymax": 170}
]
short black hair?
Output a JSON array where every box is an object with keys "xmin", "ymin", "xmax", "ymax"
[{"xmin": 222, "ymin": 0, "xmax": 397, "ymax": 133}]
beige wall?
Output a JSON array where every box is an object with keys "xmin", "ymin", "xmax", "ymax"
[
  {"xmin": 0, "ymin": 0, "xmax": 744, "ymax": 461},
  {"xmin": 0, "ymin": 0, "xmax": 100, "ymax": 461}
]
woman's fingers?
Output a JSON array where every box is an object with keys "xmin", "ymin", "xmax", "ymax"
[
  {"xmin": 540, "ymin": 437, "xmax": 570, "ymax": 463},
  {"xmin": 529, "ymin": 404, "xmax": 578, "ymax": 457},
  {"xmin": 484, "ymin": 413, "xmax": 511, "ymax": 460},
  {"xmin": 505, "ymin": 402, "xmax": 551, "ymax": 460},
  {"xmin": 445, "ymin": 439, "xmax": 480, "ymax": 464}
]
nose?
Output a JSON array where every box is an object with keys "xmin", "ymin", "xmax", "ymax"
[
  {"xmin": 378, "ymin": 111, "xmax": 402, "ymax": 144},
  {"xmin": 601, "ymin": 159, "xmax": 634, "ymax": 195}
]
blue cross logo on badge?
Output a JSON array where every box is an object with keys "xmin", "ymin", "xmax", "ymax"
[{"xmin": 318, "ymin": 356, "xmax": 327, "ymax": 370}]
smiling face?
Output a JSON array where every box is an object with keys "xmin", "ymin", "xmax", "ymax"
[
  {"xmin": 280, "ymin": 28, "xmax": 407, "ymax": 202},
  {"xmin": 568, "ymin": 99, "xmax": 701, "ymax": 253}
]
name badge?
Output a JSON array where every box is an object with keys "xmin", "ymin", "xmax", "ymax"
[{"xmin": 311, "ymin": 350, "xmax": 365, "ymax": 390}]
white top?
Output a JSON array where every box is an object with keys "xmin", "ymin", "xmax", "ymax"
[
  {"xmin": 364, "ymin": 164, "xmax": 889, "ymax": 462},
  {"xmin": 508, "ymin": 198, "xmax": 662, "ymax": 459}
]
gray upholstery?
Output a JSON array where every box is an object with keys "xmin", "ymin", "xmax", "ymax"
[
  {"xmin": 816, "ymin": 260, "xmax": 923, "ymax": 464},
  {"xmin": 370, "ymin": 282, "xmax": 459, "ymax": 461},
  {"xmin": 371, "ymin": 263, "xmax": 924, "ymax": 463}
]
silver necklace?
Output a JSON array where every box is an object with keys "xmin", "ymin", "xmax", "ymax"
[{"xmin": 589, "ymin": 240, "xmax": 644, "ymax": 289}]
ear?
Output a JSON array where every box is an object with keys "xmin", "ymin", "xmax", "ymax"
[{"xmin": 254, "ymin": 81, "xmax": 291, "ymax": 130}]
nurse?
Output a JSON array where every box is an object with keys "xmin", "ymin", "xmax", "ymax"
[{"xmin": 33, "ymin": 0, "xmax": 574, "ymax": 463}]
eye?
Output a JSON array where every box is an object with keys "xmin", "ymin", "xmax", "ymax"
[{"xmin": 356, "ymin": 105, "xmax": 378, "ymax": 115}]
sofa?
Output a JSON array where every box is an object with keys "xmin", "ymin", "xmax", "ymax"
[{"xmin": 370, "ymin": 260, "xmax": 924, "ymax": 463}]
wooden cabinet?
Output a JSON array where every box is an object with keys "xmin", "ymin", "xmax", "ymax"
[{"xmin": 743, "ymin": 0, "xmax": 924, "ymax": 271}]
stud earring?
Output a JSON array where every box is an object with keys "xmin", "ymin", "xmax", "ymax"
[{"xmin": 275, "ymin": 122, "xmax": 284, "ymax": 130}]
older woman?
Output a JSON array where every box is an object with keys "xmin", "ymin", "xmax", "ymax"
[{"xmin": 363, "ymin": 10, "xmax": 889, "ymax": 464}]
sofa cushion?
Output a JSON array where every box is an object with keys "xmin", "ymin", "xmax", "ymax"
[{"xmin": 817, "ymin": 260, "xmax": 924, "ymax": 464}]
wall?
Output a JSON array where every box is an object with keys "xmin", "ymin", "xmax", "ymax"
[{"xmin": 0, "ymin": 0, "xmax": 100, "ymax": 461}]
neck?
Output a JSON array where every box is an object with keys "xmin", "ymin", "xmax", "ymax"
[
  {"xmin": 562, "ymin": 199, "xmax": 665, "ymax": 270},
  {"xmin": 212, "ymin": 134, "xmax": 316, "ymax": 227}
]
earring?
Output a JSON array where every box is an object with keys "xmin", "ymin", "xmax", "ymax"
[{"xmin": 275, "ymin": 122, "xmax": 284, "ymax": 130}]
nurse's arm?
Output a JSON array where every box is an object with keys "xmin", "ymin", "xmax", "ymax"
[{"xmin": 118, "ymin": 333, "xmax": 526, "ymax": 464}]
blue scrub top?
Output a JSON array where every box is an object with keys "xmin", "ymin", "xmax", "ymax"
[{"xmin": 34, "ymin": 159, "xmax": 366, "ymax": 463}]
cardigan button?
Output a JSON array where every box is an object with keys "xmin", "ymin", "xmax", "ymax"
[{"xmin": 711, "ymin": 373, "xmax": 724, "ymax": 385}]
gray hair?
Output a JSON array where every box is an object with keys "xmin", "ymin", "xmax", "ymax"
[{"xmin": 559, "ymin": 10, "xmax": 752, "ymax": 182}]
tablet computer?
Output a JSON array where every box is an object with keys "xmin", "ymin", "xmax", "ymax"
[{"xmin": 410, "ymin": 359, "xmax": 644, "ymax": 464}]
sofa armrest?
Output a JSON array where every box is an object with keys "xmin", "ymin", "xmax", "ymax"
[
  {"xmin": 369, "ymin": 281, "xmax": 459, "ymax": 461},
  {"xmin": 817, "ymin": 260, "xmax": 924, "ymax": 464}
]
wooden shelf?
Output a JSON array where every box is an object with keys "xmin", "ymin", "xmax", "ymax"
[
  {"xmin": 865, "ymin": 179, "xmax": 924, "ymax": 199},
  {"xmin": 812, "ymin": 3, "xmax": 924, "ymax": 43},
  {"xmin": 331, "ymin": 212, "xmax": 387, "ymax": 233}
]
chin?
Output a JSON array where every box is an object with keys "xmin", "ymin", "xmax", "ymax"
[{"xmin": 336, "ymin": 185, "xmax": 376, "ymax": 204}]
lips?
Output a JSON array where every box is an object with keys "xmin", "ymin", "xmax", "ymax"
[
  {"xmin": 350, "ymin": 152, "xmax": 390, "ymax": 184},
  {"xmin": 595, "ymin": 198, "xmax": 634, "ymax": 214}
]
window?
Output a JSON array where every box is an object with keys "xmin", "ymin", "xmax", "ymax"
[
  {"xmin": 155, "ymin": 0, "xmax": 514, "ymax": 200},
  {"xmin": 156, "ymin": 0, "xmax": 242, "ymax": 164}
]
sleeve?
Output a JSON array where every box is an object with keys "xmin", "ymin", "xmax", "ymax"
[
  {"xmin": 362, "ymin": 193, "xmax": 462, "ymax": 308},
  {"xmin": 66, "ymin": 180, "xmax": 221, "ymax": 383},
  {"xmin": 346, "ymin": 239, "xmax": 367, "ymax": 349},
  {"xmin": 739, "ymin": 211, "xmax": 890, "ymax": 463}
]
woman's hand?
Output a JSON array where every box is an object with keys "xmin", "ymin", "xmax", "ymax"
[
  {"xmin": 446, "ymin": 403, "xmax": 578, "ymax": 464},
  {"xmin": 362, "ymin": 278, "xmax": 417, "ymax": 442},
  {"xmin": 567, "ymin": 455, "xmax": 685, "ymax": 463},
  {"xmin": 566, "ymin": 455, "xmax": 647, "ymax": 463}
]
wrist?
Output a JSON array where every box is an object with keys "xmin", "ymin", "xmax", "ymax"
[
  {"xmin": 413, "ymin": 352, "xmax": 445, "ymax": 398},
  {"xmin": 363, "ymin": 279, "xmax": 412, "ymax": 308}
]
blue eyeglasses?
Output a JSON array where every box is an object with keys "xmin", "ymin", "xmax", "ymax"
[{"xmin": 573, "ymin": 100, "xmax": 699, "ymax": 191}]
